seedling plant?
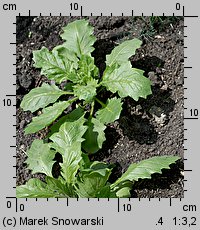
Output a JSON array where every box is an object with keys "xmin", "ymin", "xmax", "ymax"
[{"xmin": 17, "ymin": 19, "xmax": 180, "ymax": 198}]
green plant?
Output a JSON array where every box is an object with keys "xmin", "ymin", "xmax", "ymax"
[
  {"xmin": 140, "ymin": 16, "xmax": 179, "ymax": 39},
  {"xmin": 17, "ymin": 19, "xmax": 180, "ymax": 198}
]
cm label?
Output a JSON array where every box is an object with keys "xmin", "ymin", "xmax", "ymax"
[
  {"xmin": 2, "ymin": 3, "xmax": 16, "ymax": 11},
  {"xmin": 183, "ymin": 204, "xmax": 197, "ymax": 212}
]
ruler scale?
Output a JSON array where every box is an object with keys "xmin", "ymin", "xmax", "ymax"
[{"xmin": 0, "ymin": 0, "xmax": 199, "ymax": 229}]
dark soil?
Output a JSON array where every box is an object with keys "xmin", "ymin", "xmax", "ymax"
[{"xmin": 16, "ymin": 16, "xmax": 184, "ymax": 198}]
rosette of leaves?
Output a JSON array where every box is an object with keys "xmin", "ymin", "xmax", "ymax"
[
  {"xmin": 17, "ymin": 19, "xmax": 180, "ymax": 198},
  {"xmin": 20, "ymin": 19, "xmax": 152, "ymax": 153}
]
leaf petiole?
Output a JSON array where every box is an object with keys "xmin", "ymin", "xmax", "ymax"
[
  {"xmin": 94, "ymin": 97, "xmax": 106, "ymax": 108},
  {"xmin": 89, "ymin": 101, "xmax": 95, "ymax": 117},
  {"xmin": 67, "ymin": 96, "xmax": 79, "ymax": 104},
  {"xmin": 96, "ymin": 86, "xmax": 104, "ymax": 94}
]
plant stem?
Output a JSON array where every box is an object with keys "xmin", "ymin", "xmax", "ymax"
[
  {"xmin": 97, "ymin": 86, "xmax": 104, "ymax": 94},
  {"xmin": 94, "ymin": 97, "xmax": 106, "ymax": 108},
  {"xmin": 68, "ymin": 96, "xmax": 78, "ymax": 104},
  {"xmin": 89, "ymin": 101, "xmax": 95, "ymax": 117}
]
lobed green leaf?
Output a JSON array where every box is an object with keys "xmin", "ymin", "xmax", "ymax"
[
  {"xmin": 77, "ymin": 55, "xmax": 99, "ymax": 82},
  {"xmin": 16, "ymin": 177, "xmax": 73, "ymax": 198},
  {"xmin": 106, "ymin": 38, "xmax": 142, "ymax": 67},
  {"xmin": 54, "ymin": 46, "xmax": 79, "ymax": 70},
  {"xmin": 75, "ymin": 162, "xmax": 112, "ymax": 198},
  {"xmin": 50, "ymin": 114, "xmax": 87, "ymax": 152},
  {"xmin": 17, "ymin": 179, "xmax": 56, "ymax": 198},
  {"xmin": 25, "ymin": 140, "xmax": 56, "ymax": 177},
  {"xmin": 73, "ymin": 79, "xmax": 98, "ymax": 103},
  {"xmin": 101, "ymin": 63, "xmax": 152, "ymax": 101},
  {"xmin": 48, "ymin": 107, "xmax": 84, "ymax": 137},
  {"xmin": 81, "ymin": 161, "xmax": 112, "ymax": 177},
  {"xmin": 112, "ymin": 181, "xmax": 133, "ymax": 198},
  {"xmin": 111, "ymin": 156, "xmax": 180, "ymax": 188},
  {"xmin": 61, "ymin": 145, "xmax": 83, "ymax": 186},
  {"xmin": 25, "ymin": 100, "xmax": 71, "ymax": 134},
  {"xmin": 21, "ymin": 83, "xmax": 67, "ymax": 112},
  {"xmin": 96, "ymin": 185, "xmax": 117, "ymax": 198},
  {"xmin": 96, "ymin": 97, "xmax": 122, "ymax": 124},
  {"xmin": 50, "ymin": 114, "xmax": 87, "ymax": 184},
  {"xmin": 46, "ymin": 177, "xmax": 77, "ymax": 197},
  {"xmin": 61, "ymin": 19, "xmax": 96, "ymax": 58},
  {"xmin": 33, "ymin": 47, "xmax": 77, "ymax": 83},
  {"xmin": 82, "ymin": 118, "xmax": 106, "ymax": 154}
]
